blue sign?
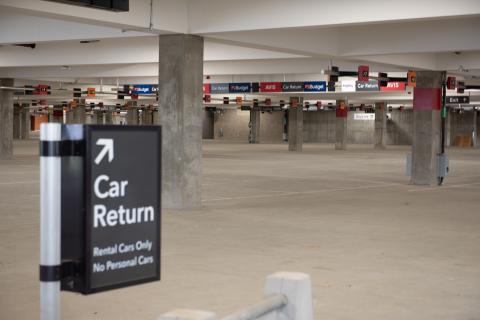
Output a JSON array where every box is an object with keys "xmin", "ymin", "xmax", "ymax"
[
  {"xmin": 303, "ymin": 81, "xmax": 326, "ymax": 92},
  {"xmin": 210, "ymin": 83, "xmax": 230, "ymax": 94},
  {"xmin": 229, "ymin": 83, "xmax": 251, "ymax": 93},
  {"xmin": 133, "ymin": 85, "xmax": 158, "ymax": 94}
]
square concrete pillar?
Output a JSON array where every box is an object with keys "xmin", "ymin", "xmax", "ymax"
[
  {"xmin": 104, "ymin": 109, "xmax": 113, "ymax": 124},
  {"xmin": 13, "ymin": 104, "xmax": 21, "ymax": 139},
  {"xmin": 473, "ymin": 109, "xmax": 478, "ymax": 148},
  {"xmin": 158, "ymin": 34, "xmax": 203, "ymax": 209},
  {"xmin": 411, "ymin": 71, "xmax": 443, "ymax": 186},
  {"xmin": 374, "ymin": 102, "xmax": 387, "ymax": 149},
  {"xmin": 249, "ymin": 109, "xmax": 261, "ymax": 143},
  {"xmin": 65, "ymin": 108, "xmax": 75, "ymax": 124},
  {"xmin": 20, "ymin": 104, "xmax": 30, "ymax": 139},
  {"xmin": 0, "ymin": 78, "xmax": 14, "ymax": 158},
  {"xmin": 288, "ymin": 97, "xmax": 303, "ymax": 152},
  {"xmin": 445, "ymin": 107, "xmax": 452, "ymax": 147},
  {"xmin": 93, "ymin": 109, "xmax": 103, "ymax": 124},
  {"xmin": 335, "ymin": 100, "xmax": 348, "ymax": 150},
  {"xmin": 126, "ymin": 108, "xmax": 138, "ymax": 125},
  {"xmin": 73, "ymin": 103, "xmax": 86, "ymax": 124}
]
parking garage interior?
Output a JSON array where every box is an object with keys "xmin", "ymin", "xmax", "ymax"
[{"xmin": 0, "ymin": 1, "xmax": 480, "ymax": 320}]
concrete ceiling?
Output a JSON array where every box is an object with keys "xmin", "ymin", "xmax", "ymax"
[{"xmin": 0, "ymin": 0, "xmax": 480, "ymax": 82}]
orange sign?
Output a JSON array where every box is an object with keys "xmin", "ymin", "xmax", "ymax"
[
  {"xmin": 407, "ymin": 71, "xmax": 417, "ymax": 88},
  {"xmin": 87, "ymin": 87, "xmax": 96, "ymax": 97}
]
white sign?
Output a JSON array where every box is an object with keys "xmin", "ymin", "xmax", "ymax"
[
  {"xmin": 341, "ymin": 80, "xmax": 356, "ymax": 92},
  {"xmin": 354, "ymin": 113, "xmax": 375, "ymax": 120}
]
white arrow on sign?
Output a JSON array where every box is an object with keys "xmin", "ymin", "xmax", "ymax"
[{"xmin": 94, "ymin": 139, "xmax": 114, "ymax": 165}]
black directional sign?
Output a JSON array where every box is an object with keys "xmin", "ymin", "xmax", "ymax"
[
  {"xmin": 356, "ymin": 80, "xmax": 379, "ymax": 92},
  {"xmin": 282, "ymin": 82, "xmax": 304, "ymax": 92},
  {"xmin": 83, "ymin": 125, "xmax": 161, "ymax": 294},
  {"xmin": 446, "ymin": 96, "xmax": 470, "ymax": 104}
]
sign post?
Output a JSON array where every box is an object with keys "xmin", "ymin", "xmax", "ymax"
[{"xmin": 40, "ymin": 123, "xmax": 62, "ymax": 320}]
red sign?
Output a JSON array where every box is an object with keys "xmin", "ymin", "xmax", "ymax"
[
  {"xmin": 447, "ymin": 77, "xmax": 456, "ymax": 90},
  {"xmin": 34, "ymin": 85, "xmax": 50, "ymax": 95},
  {"xmin": 336, "ymin": 101, "xmax": 348, "ymax": 118},
  {"xmin": 380, "ymin": 82, "xmax": 406, "ymax": 92},
  {"xmin": 260, "ymin": 82, "xmax": 282, "ymax": 92},
  {"xmin": 203, "ymin": 83, "xmax": 211, "ymax": 94},
  {"xmin": 358, "ymin": 65, "xmax": 369, "ymax": 82}
]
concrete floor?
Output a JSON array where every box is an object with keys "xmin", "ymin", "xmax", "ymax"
[{"xmin": 1, "ymin": 139, "xmax": 479, "ymax": 320}]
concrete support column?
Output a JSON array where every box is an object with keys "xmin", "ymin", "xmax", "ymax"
[
  {"xmin": 93, "ymin": 110, "xmax": 103, "ymax": 124},
  {"xmin": 20, "ymin": 104, "xmax": 30, "ymax": 139},
  {"xmin": 73, "ymin": 100, "xmax": 86, "ymax": 124},
  {"xmin": 445, "ymin": 107, "xmax": 452, "ymax": 147},
  {"xmin": 126, "ymin": 108, "xmax": 138, "ymax": 125},
  {"xmin": 473, "ymin": 109, "xmax": 478, "ymax": 148},
  {"xmin": 65, "ymin": 107, "xmax": 75, "ymax": 124},
  {"xmin": 13, "ymin": 104, "xmax": 21, "ymax": 139},
  {"xmin": 143, "ymin": 107, "xmax": 154, "ymax": 125},
  {"xmin": 288, "ymin": 97, "xmax": 303, "ymax": 152},
  {"xmin": 374, "ymin": 102, "xmax": 387, "ymax": 149},
  {"xmin": 104, "ymin": 109, "xmax": 113, "ymax": 124},
  {"xmin": 0, "ymin": 78, "xmax": 14, "ymax": 158},
  {"xmin": 158, "ymin": 34, "xmax": 203, "ymax": 209},
  {"xmin": 249, "ymin": 109, "xmax": 260, "ymax": 143},
  {"xmin": 411, "ymin": 71, "xmax": 443, "ymax": 186},
  {"xmin": 153, "ymin": 109, "xmax": 160, "ymax": 125},
  {"xmin": 335, "ymin": 100, "xmax": 348, "ymax": 150}
]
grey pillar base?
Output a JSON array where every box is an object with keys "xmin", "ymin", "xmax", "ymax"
[
  {"xmin": 1, "ymin": 79, "xmax": 14, "ymax": 158},
  {"xmin": 126, "ymin": 109, "xmax": 138, "ymax": 125},
  {"xmin": 445, "ymin": 108, "xmax": 452, "ymax": 147},
  {"xmin": 374, "ymin": 102, "xmax": 387, "ymax": 149},
  {"xmin": 104, "ymin": 110, "xmax": 113, "ymax": 124},
  {"xmin": 412, "ymin": 109, "xmax": 441, "ymax": 185},
  {"xmin": 411, "ymin": 71, "xmax": 443, "ymax": 186},
  {"xmin": 288, "ymin": 97, "xmax": 303, "ymax": 152},
  {"xmin": 159, "ymin": 34, "xmax": 203, "ymax": 209},
  {"xmin": 473, "ymin": 110, "xmax": 478, "ymax": 148},
  {"xmin": 249, "ymin": 109, "xmax": 260, "ymax": 143},
  {"xmin": 335, "ymin": 117, "xmax": 347, "ymax": 150},
  {"xmin": 73, "ymin": 106, "xmax": 86, "ymax": 124},
  {"xmin": 20, "ymin": 105, "xmax": 30, "ymax": 139},
  {"xmin": 13, "ymin": 105, "xmax": 20, "ymax": 139}
]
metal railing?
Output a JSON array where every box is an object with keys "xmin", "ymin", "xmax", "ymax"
[{"xmin": 222, "ymin": 294, "xmax": 288, "ymax": 320}]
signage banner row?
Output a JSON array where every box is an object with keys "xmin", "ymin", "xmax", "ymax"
[
  {"xmin": 204, "ymin": 81, "xmax": 328, "ymax": 94},
  {"xmin": 204, "ymin": 80, "xmax": 407, "ymax": 94},
  {"xmin": 132, "ymin": 85, "xmax": 158, "ymax": 94}
]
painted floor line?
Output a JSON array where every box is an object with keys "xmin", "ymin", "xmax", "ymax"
[
  {"xmin": 408, "ymin": 182, "xmax": 480, "ymax": 192},
  {"xmin": 202, "ymin": 183, "xmax": 402, "ymax": 202},
  {"xmin": 0, "ymin": 180, "xmax": 38, "ymax": 185}
]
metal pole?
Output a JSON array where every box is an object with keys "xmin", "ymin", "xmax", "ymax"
[
  {"xmin": 222, "ymin": 294, "xmax": 287, "ymax": 320},
  {"xmin": 40, "ymin": 123, "xmax": 62, "ymax": 320}
]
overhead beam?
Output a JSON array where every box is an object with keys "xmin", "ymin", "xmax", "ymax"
[
  {"xmin": 0, "ymin": 9, "xmax": 153, "ymax": 45},
  {"xmin": 188, "ymin": 0, "xmax": 480, "ymax": 33},
  {"xmin": 0, "ymin": 0, "xmax": 188, "ymax": 34}
]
